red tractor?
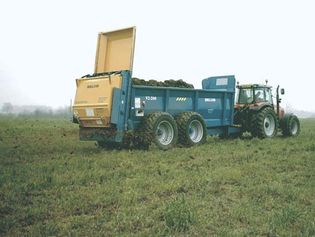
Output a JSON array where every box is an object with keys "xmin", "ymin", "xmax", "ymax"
[{"xmin": 234, "ymin": 82, "xmax": 300, "ymax": 138}]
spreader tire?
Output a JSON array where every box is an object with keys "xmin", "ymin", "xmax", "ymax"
[
  {"xmin": 140, "ymin": 112, "xmax": 178, "ymax": 150},
  {"xmin": 176, "ymin": 112, "xmax": 207, "ymax": 147}
]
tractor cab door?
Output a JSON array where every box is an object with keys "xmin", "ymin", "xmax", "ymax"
[{"xmin": 237, "ymin": 87, "xmax": 254, "ymax": 104}]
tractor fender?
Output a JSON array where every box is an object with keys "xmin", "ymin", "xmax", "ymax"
[{"xmin": 249, "ymin": 104, "xmax": 273, "ymax": 112}]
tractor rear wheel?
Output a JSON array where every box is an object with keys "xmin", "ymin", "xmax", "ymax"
[
  {"xmin": 140, "ymin": 112, "xmax": 178, "ymax": 150},
  {"xmin": 280, "ymin": 114, "xmax": 300, "ymax": 136},
  {"xmin": 251, "ymin": 107, "xmax": 278, "ymax": 138},
  {"xmin": 176, "ymin": 112, "xmax": 207, "ymax": 147}
]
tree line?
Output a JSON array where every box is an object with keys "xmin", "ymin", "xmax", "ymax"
[{"xmin": 1, "ymin": 102, "xmax": 71, "ymax": 118}]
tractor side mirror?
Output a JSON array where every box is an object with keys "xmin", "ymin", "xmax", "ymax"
[{"xmin": 281, "ymin": 88, "xmax": 285, "ymax": 95}]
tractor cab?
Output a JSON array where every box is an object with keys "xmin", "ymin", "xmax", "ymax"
[{"xmin": 236, "ymin": 84, "xmax": 273, "ymax": 107}]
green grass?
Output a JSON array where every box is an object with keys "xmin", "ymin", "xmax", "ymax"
[{"xmin": 0, "ymin": 116, "xmax": 314, "ymax": 236}]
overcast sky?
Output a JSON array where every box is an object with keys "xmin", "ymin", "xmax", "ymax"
[{"xmin": 0, "ymin": 0, "xmax": 314, "ymax": 111}]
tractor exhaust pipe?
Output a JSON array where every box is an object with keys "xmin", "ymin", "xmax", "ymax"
[{"xmin": 276, "ymin": 85, "xmax": 280, "ymax": 117}]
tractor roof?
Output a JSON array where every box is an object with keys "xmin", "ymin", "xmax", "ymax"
[{"xmin": 237, "ymin": 84, "xmax": 272, "ymax": 89}]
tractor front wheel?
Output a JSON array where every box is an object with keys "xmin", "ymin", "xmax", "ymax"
[
  {"xmin": 251, "ymin": 107, "xmax": 278, "ymax": 138},
  {"xmin": 280, "ymin": 114, "xmax": 300, "ymax": 136}
]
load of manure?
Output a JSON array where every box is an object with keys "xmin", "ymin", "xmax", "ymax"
[{"xmin": 132, "ymin": 78, "xmax": 194, "ymax": 89}]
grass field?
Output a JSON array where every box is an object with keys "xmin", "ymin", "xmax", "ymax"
[{"xmin": 0, "ymin": 116, "xmax": 314, "ymax": 236}]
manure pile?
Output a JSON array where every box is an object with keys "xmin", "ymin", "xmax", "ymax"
[{"xmin": 132, "ymin": 78, "xmax": 194, "ymax": 88}]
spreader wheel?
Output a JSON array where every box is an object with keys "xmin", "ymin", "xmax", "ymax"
[
  {"xmin": 140, "ymin": 112, "xmax": 178, "ymax": 150},
  {"xmin": 176, "ymin": 112, "xmax": 207, "ymax": 147}
]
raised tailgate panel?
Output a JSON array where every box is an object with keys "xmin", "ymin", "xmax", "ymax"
[{"xmin": 94, "ymin": 27, "xmax": 136, "ymax": 73}]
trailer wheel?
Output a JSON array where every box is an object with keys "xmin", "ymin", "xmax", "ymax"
[
  {"xmin": 251, "ymin": 107, "xmax": 278, "ymax": 138},
  {"xmin": 280, "ymin": 114, "xmax": 300, "ymax": 136},
  {"xmin": 176, "ymin": 112, "xmax": 207, "ymax": 147},
  {"xmin": 141, "ymin": 112, "xmax": 178, "ymax": 150}
]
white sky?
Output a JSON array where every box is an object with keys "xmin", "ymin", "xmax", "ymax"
[{"xmin": 0, "ymin": 0, "xmax": 314, "ymax": 111}]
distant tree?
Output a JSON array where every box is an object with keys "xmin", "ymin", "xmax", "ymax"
[
  {"xmin": 34, "ymin": 109, "xmax": 42, "ymax": 117},
  {"xmin": 1, "ymin": 102, "xmax": 13, "ymax": 114},
  {"xmin": 54, "ymin": 106, "xmax": 71, "ymax": 117}
]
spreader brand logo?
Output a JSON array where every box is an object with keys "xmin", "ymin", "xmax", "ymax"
[{"xmin": 87, "ymin": 84, "xmax": 99, "ymax": 88}]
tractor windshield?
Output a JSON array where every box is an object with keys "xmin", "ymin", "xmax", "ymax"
[
  {"xmin": 238, "ymin": 88, "xmax": 254, "ymax": 104},
  {"xmin": 254, "ymin": 87, "xmax": 273, "ymax": 104}
]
